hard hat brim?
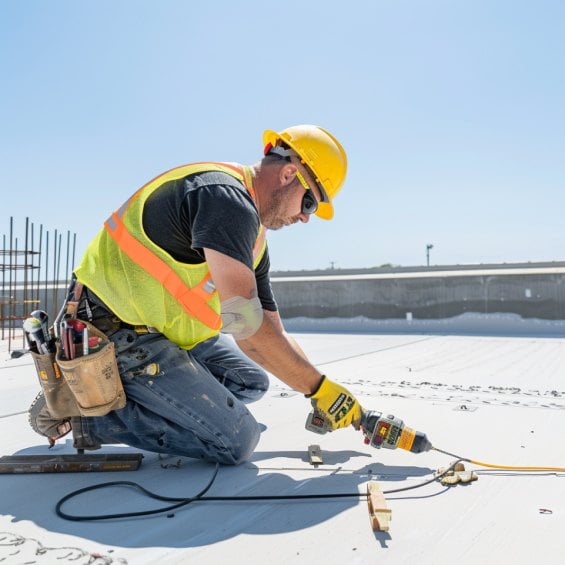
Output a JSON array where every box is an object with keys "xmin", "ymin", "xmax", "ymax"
[{"xmin": 315, "ymin": 202, "xmax": 334, "ymax": 220}]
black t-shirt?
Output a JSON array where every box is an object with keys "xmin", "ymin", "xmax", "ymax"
[{"xmin": 142, "ymin": 170, "xmax": 277, "ymax": 311}]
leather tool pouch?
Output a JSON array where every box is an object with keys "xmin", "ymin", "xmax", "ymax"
[
  {"xmin": 31, "ymin": 351, "xmax": 82, "ymax": 418},
  {"xmin": 55, "ymin": 321, "xmax": 126, "ymax": 417}
]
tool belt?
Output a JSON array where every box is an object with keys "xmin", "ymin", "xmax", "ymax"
[
  {"xmin": 76, "ymin": 285, "xmax": 160, "ymax": 337},
  {"xmin": 30, "ymin": 281, "xmax": 127, "ymax": 418}
]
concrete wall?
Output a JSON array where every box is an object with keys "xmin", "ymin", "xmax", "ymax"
[{"xmin": 271, "ymin": 267, "xmax": 565, "ymax": 323}]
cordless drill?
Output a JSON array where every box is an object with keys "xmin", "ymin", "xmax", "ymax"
[{"xmin": 305, "ymin": 409, "xmax": 433, "ymax": 454}]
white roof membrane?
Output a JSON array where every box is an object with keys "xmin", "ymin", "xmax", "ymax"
[{"xmin": 1, "ymin": 331, "xmax": 563, "ymax": 564}]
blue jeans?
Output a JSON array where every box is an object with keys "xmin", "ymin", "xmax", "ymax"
[{"xmin": 80, "ymin": 331, "xmax": 269, "ymax": 464}]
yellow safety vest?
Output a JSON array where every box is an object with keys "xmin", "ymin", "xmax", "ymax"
[{"xmin": 75, "ymin": 162, "xmax": 267, "ymax": 349}]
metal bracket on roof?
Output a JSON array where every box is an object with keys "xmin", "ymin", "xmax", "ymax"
[{"xmin": 308, "ymin": 444, "xmax": 323, "ymax": 466}]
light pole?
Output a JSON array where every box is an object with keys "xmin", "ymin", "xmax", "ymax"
[{"xmin": 426, "ymin": 244, "xmax": 434, "ymax": 267}]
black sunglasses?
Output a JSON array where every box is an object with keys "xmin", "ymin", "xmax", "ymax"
[{"xmin": 301, "ymin": 189, "xmax": 319, "ymax": 215}]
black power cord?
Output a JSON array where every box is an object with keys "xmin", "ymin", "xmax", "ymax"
[{"xmin": 56, "ymin": 459, "xmax": 464, "ymax": 522}]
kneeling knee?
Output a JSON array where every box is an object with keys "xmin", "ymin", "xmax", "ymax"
[{"xmin": 221, "ymin": 415, "xmax": 261, "ymax": 465}]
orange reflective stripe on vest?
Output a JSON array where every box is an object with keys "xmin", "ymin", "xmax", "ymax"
[
  {"xmin": 253, "ymin": 226, "xmax": 267, "ymax": 263},
  {"xmin": 104, "ymin": 212, "xmax": 222, "ymax": 330}
]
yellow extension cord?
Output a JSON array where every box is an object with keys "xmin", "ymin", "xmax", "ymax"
[
  {"xmin": 468, "ymin": 459, "xmax": 565, "ymax": 471},
  {"xmin": 432, "ymin": 447, "xmax": 565, "ymax": 472}
]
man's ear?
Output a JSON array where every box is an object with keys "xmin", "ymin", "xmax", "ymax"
[{"xmin": 279, "ymin": 163, "xmax": 298, "ymax": 187}]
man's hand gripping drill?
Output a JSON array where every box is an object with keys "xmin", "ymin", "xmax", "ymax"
[
  {"xmin": 306, "ymin": 376, "xmax": 433, "ymax": 454},
  {"xmin": 305, "ymin": 376, "xmax": 363, "ymax": 431}
]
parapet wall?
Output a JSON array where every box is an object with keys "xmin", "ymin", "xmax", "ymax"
[{"xmin": 271, "ymin": 264, "xmax": 565, "ymax": 334}]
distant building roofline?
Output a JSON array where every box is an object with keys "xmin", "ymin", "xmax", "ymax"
[{"xmin": 271, "ymin": 260, "xmax": 565, "ymax": 278}]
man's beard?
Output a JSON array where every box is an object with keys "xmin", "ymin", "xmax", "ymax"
[{"xmin": 260, "ymin": 185, "xmax": 300, "ymax": 230}]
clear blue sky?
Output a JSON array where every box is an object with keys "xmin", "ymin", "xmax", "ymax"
[{"xmin": 1, "ymin": 0, "xmax": 564, "ymax": 271}]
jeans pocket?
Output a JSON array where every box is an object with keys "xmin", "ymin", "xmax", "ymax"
[{"xmin": 117, "ymin": 334, "xmax": 169, "ymax": 379}]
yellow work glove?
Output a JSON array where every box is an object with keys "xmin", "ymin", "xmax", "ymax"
[{"xmin": 306, "ymin": 376, "xmax": 362, "ymax": 430}]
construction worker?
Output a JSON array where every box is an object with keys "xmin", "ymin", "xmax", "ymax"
[{"xmin": 29, "ymin": 125, "xmax": 362, "ymax": 464}]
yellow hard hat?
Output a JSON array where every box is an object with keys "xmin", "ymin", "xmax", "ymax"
[{"xmin": 263, "ymin": 124, "xmax": 347, "ymax": 220}]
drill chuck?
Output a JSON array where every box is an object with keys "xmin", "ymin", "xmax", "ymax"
[{"xmin": 405, "ymin": 430, "xmax": 433, "ymax": 453}]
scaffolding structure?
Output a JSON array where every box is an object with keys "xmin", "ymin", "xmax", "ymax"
[{"xmin": 1, "ymin": 216, "xmax": 76, "ymax": 352}]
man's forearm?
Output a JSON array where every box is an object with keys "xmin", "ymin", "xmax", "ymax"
[{"xmin": 236, "ymin": 315, "xmax": 322, "ymax": 395}]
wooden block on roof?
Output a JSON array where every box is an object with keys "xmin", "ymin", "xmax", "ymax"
[{"xmin": 367, "ymin": 481, "xmax": 392, "ymax": 532}]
